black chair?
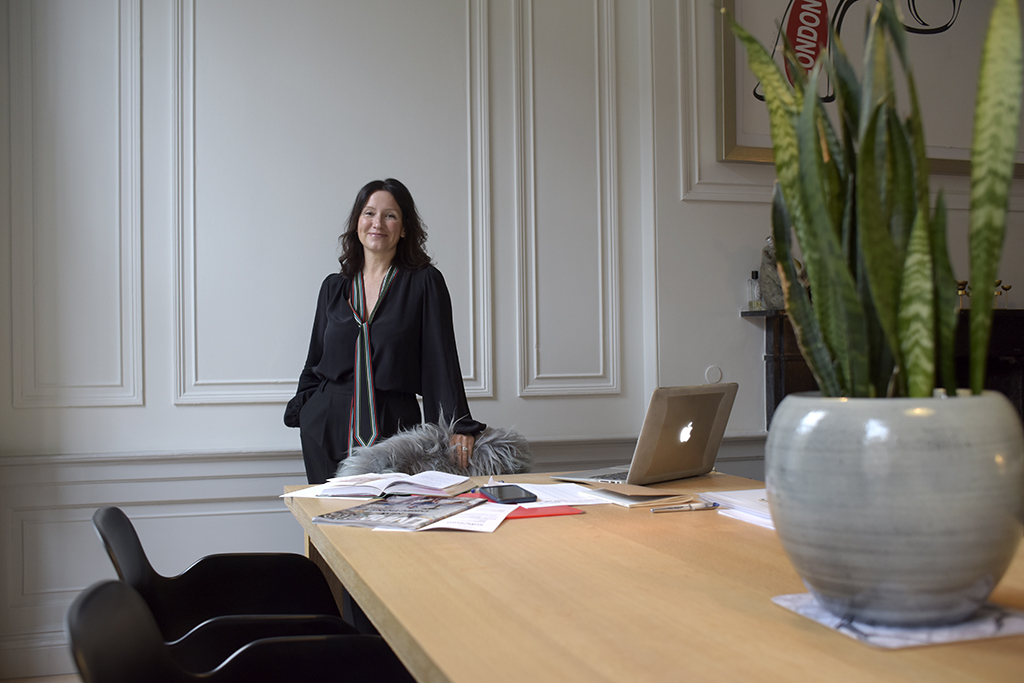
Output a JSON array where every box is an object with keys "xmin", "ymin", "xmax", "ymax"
[
  {"xmin": 67, "ymin": 580, "xmax": 415, "ymax": 683},
  {"xmin": 166, "ymin": 613, "xmax": 358, "ymax": 673},
  {"xmin": 92, "ymin": 506, "xmax": 344, "ymax": 641}
]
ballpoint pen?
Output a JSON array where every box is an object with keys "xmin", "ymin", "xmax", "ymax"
[{"xmin": 651, "ymin": 502, "xmax": 720, "ymax": 513}]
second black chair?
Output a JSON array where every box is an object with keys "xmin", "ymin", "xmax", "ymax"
[
  {"xmin": 92, "ymin": 506, "xmax": 344, "ymax": 641},
  {"xmin": 67, "ymin": 580, "xmax": 414, "ymax": 683}
]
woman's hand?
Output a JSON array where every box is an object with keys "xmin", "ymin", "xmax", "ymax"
[{"xmin": 450, "ymin": 434, "xmax": 475, "ymax": 469}]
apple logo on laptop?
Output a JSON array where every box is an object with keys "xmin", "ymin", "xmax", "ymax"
[{"xmin": 679, "ymin": 422, "xmax": 694, "ymax": 442}]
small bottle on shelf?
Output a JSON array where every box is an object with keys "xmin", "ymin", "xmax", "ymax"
[{"xmin": 748, "ymin": 271, "xmax": 763, "ymax": 311}]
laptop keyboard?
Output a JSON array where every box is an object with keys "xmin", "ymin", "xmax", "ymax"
[{"xmin": 591, "ymin": 471, "xmax": 629, "ymax": 483}]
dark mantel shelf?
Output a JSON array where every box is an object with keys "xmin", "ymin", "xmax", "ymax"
[{"xmin": 743, "ymin": 309, "xmax": 1024, "ymax": 427}]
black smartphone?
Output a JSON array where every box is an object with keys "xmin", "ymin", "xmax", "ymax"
[{"xmin": 478, "ymin": 484, "xmax": 537, "ymax": 504}]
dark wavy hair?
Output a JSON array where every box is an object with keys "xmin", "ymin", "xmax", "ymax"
[{"xmin": 338, "ymin": 178, "xmax": 432, "ymax": 276}]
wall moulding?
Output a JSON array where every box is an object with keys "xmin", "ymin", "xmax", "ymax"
[
  {"xmin": 675, "ymin": 0, "xmax": 775, "ymax": 202},
  {"xmin": 514, "ymin": 0, "xmax": 621, "ymax": 397},
  {"xmin": 9, "ymin": 0, "xmax": 143, "ymax": 407},
  {"xmin": 461, "ymin": 0, "xmax": 494, "ymax": 399},
  {"xmin": 173, "ymin": 0, "xmax": 493, "ymax": 405}
]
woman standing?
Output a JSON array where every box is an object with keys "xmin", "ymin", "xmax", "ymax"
[{"xmin": 285, "ymin": 178, "xmax": 484, "ymax": 484}]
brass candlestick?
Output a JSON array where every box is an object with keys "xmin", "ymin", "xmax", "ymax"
[{"xmin": 957, "ymin": 280, "xmax": 969, "ymax": 310}]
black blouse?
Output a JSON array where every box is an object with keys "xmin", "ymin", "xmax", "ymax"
[{"xmin": 288, "ymin": 265, "xmax": 484, "ymax": 436}]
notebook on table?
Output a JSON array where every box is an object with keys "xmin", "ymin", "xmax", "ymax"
[{"xmin": 551, "ymin": 383, "xmax": 738, "ymax": 486}]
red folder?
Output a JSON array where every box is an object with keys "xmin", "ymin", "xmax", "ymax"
[{"xmin": 506, "ymin": 505, "xmax": 583, "ymax": 519}]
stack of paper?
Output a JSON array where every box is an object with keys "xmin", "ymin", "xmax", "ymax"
[{"xmin": 699, "ymin": 488, "xmax": 774, "ymax": 530}]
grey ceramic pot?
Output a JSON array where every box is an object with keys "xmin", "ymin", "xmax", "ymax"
[{"xmin": 766, "ymin": 391, "xmax": 1024, "ymax": 627}]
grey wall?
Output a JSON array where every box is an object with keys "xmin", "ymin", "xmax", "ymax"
[{"xmin": 1, "ymin": 0, "xmax": 1021, "ymax": 676}]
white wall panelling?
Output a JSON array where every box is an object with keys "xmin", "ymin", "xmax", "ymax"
[
  {"xmin": 173, "ymin": 0, "xmax": 493, "ymax": 404},
  {"xmin": 514, "ymin": 0, "xmax": 621, "ymax": 396},
  {"xmin": 637, "ymin": 0, "xmax": 661, "ymax": 401},
  {"xmin": 9, "ymin": 0, "xmax": 143, "ymax": 407},
  {"xmin": 463, "ymin": 0, "xmax": 493, "ymax": 398}
]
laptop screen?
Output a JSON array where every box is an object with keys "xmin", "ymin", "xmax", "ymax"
[{"xmin": 640, "ymin": 392, "xmax": 726, "ymax": 481}]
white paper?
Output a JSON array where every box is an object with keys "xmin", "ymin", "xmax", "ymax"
[
  {"xmin": 281, "ymin": 482, "xmax": 337, "ymax": 498},
  {"xmin": 480, "ymin": 479, "xmax": 602, "ymax": 507},
  {"xmin": 719, "ymin": 508, "xmax": 775, "ymax": 530},
  {"xmin": 418, "ymin": 502, "xmax": 516, "ymax": 532},
  {"xmin": 699, "ymin": 489, "xmax": 775, "ymax": 529},
  {"xmin": 326, "ymin": 473, "xmax": 405, "ymax": 485},
  {"xmin": 699, "ymin": 488, "xmax": 770, "ymax": 512},
  {"xmin": 401, "ymin": 470, "xmax": 470, "ymax": 489},
  {"xmin": 516, "ymin": 482, "xmax": 609, "ymax": 507},
  {"xmin": 579, "ymin": 488, "xmax": 692, "ymax": 508}
]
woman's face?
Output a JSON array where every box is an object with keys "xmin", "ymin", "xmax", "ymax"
[{"xmin": 357, "ymin": 190, "xmax": 404, "ymax": 260}]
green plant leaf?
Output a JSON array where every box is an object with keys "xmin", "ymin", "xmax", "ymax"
[
  {"xmin": 930, "ymin": 193, "xmax": 959, "ymax": 396},
  {"xmin": 818, "ymin": 101, "xmax": 847, "ymax": 238},
  {"xmin": 730, "ymin": 15, "xmax": 845, "ymax": 387},
  {"xmin": 857, "ymin": 104, "xmax": 904, "ymax": 390},
  {"xmin": 798, "ymin": 62, "xmax": 870, "ymax": 396},
  {"xmin": 779, "ymin": 31, "xmax": 809, "ymax": 99},
  {"xmin": 904, "ymin": 70, "xmax": 930, "ymax": 213},
  {"xmin": 828, "ymin": 24, "xmax": 860, "ymax": 142},
  {"xmin": 860, "ymin": 259, "xmax": 894, "ymax": 398},
  {"xmin": 771, "ymin": 184, "xmax": 841, "ymax": 397},
  {"xmin": 896, "ymin": 12, "xmax": 944, "ymax": 396},
  {"xmin": 898, "ymin": 208, "xmax": 935, "ymax": 397},
  {"xmin": 887, "ymin": 112, "xmax": 916, "ymax": 255},
  {"xmin": 877, "ymin": 0, "xmax": 910, "ymax": 72},
  {"xmin": 823, "ymin": 34, "xmax": 859, "ymax": 271},
  {"xmin": 853, "ymin": 7, "xmax": 909, "ymax": 395},
  {"xmin": 858, "ymin": 3, "xmax": 887, "ymax": 141},
  {"xmin": 727, "ymin": 17, "xmax": 804, "ymax": 252},
  {"xmin": 969, "ymin": 0, "xmax": 1023, "ymax": 394}
]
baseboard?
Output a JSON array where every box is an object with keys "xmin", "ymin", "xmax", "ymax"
[
  {"xmin": 0, "ymin": 633, "xmax": 75, "ymax": 680},
  {"xmin": 528, "ymin": 434, "xmax": 765, "ymax": 481}
]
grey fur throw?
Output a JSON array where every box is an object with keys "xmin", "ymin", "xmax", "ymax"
[{"xmin": 337, "ymin": 422, "xmax": 532, "ymax": 477}]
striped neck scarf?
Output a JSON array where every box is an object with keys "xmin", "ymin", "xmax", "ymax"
[{"xmin": 348, "ymin": 265, "xmax": 398, "ymax": 451}]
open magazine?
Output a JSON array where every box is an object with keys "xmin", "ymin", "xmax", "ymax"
[
  {"xmin": 317, "ymin": 471, "xmax": 473, "ymax": 498},
  {"xmin": 313, "ymin": 495, "xmax": 485, "ymax": 531}
]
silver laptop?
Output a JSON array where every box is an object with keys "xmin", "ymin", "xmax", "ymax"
[{"xmin": 552, "ymin": 384, "xmax": 738, "ymax": 486}]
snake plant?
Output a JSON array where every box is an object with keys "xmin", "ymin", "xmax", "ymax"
[{"xmin": 729, "ymin": 0, "xmax": 1022, "ymax": 398}]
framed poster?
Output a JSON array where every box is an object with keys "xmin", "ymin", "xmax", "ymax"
[{"xmin": 717, "ymin": 0, "xmax": 1024, "ymax": 175}]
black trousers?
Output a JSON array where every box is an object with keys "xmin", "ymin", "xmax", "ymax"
[{"xmin": 298, "ymin": 380, "xmax": 421, "ymax": 485}]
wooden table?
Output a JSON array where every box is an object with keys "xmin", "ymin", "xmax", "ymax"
[{"xmin": 285, "ymin": 472, "xmax": 1024, "ymax": 682}]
